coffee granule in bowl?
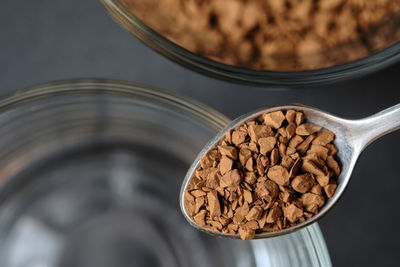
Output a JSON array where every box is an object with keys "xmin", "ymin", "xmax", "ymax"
[
  {"xmin": 120, "ymin": 0, "xmax": 400, "ymax": 71},
  {"xmin": 184, "ymin": 110, "xmax": 340, "ymax": 240}
]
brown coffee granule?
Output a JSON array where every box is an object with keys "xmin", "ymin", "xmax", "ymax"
[
  {"xmin": 184, "ymin": 110, "xmax": 340, "ymax": 240},
  {"xmin": 121, "ymin": 0, "xmax": 400, "ymax": 71}
]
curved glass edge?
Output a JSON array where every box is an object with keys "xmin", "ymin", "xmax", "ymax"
[
  {"xmin": 99, "ymin": 0, "xmax": 400, "ymax": 87},
  {"xmin": 0, "ymin": 78, "xmax": 228, "ymax": 131},
  {"xmin": 303, "ymin": 224, "xmax": 332, "ymax": 267},
  {"xmin": 249, "ymin": 223, "xmax": 332, "ymax": 266}
]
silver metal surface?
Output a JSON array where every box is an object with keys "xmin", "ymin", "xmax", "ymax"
[{"xmin": 180, "ymin": 103, "xmax": 400, "ymax": 239}]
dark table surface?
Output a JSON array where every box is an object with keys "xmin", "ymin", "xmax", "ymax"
[{"xmin": 1, "ymin": 1, "xmax": 400, "ymax": 266}]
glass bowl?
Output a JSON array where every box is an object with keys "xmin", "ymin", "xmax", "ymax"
[
  {"xmin": 100, "ymin": 0, "xmax": 400, "ymax": 87},
  {"xmin": 0, "ymin": 79, "xmax": 331, "ymax": 267}
]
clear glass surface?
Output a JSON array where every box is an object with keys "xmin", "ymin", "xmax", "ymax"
[
  {"xmin": 100, "ymin": 0, "xmax": 400, "ymax": 87},
  {"xmin": 0, "ymin": 79, "xmax": 331, "ymax": 266}
]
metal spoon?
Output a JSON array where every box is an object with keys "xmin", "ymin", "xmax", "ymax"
[{"xmin": 180, "ymin": 103, "xmax": 400, "ymax": 239}]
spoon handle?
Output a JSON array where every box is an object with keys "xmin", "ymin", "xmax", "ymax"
[{"xmin": 357, "ymin": 103, "xmax": 400, "ymax": 148}]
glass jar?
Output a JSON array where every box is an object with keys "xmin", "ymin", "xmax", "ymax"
[
  {"xmin": 100, "ymin": 0, "xmax": 400, "ymax": 87},
  {"xmin": 0, "ymin": 79, "xmax": 331, "ymax": 267}
]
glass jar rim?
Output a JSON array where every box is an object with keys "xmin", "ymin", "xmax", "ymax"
[{"xmin": 0, "ymin": 78, "xmax": 229, "ymax": 129}]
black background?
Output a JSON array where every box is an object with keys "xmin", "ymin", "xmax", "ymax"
[{"xmin": 1, "ymin": 1, "xmax": 399, "ymax": 266}]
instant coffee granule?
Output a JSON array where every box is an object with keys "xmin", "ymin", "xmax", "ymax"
[
  {"xmin": 121, "ymin": 0, "xmax": 400, "ymax": 71},
  {"xmin": 184, "ymin": 110, "xmax": 340, "ymax": 240}
]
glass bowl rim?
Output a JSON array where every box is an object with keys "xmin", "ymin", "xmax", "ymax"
[{"xmin": 100, "ymin": 0, "xmax": 400, "ymax": 87}]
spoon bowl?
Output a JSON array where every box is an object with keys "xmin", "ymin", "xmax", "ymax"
[{"xmin": 180, "ymin": 103, "xmax": 400, "ymax": 239}]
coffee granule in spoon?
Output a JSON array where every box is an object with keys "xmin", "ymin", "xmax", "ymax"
[{"xmin": 184, "ymin": 110, "xmax": 340, "ymax": 240}]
